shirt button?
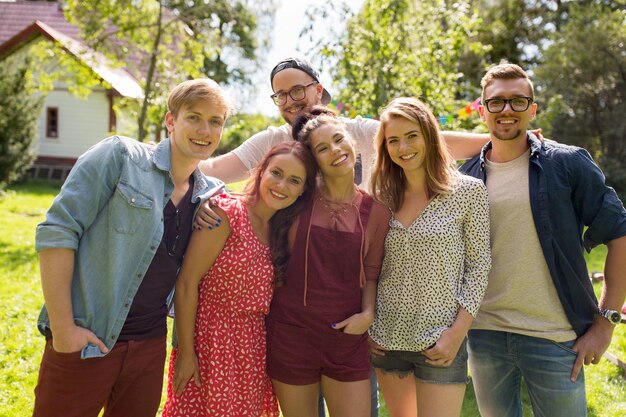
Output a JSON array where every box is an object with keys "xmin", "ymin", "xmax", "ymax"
[
  {"xmin": 110, "ymin": 335, "xmax": 116, "ymax": 340},
  {"xmin": 124, "ymin": 303, "xmax": 130, "ymax": 308},
  {"xmin": 150, "ymin": 245, "xmax": 157, "ymax": 250},
  {"xmin": 131, "ymin": 198, "xmax": 136, "ymax": 203},
  {"xmin": 137, "ymin": 273, "xmax": 142, "ymax": 278}
]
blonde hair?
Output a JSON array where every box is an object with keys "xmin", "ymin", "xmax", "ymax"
[
  {"xmin": 370, "ymin": 97, "xmax": 455, "ymax": 212},
  {"xmin": 167, "ymin": 78, "xmax": 233, "ymax": 118},
  {"xmin": 481, "ymin": 62, "xmax": 534, "ymax": 101}
]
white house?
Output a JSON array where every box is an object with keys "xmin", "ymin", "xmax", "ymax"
[{"xmin": 0, "ymin": 1, "xmax": 143, "ymax": 181}]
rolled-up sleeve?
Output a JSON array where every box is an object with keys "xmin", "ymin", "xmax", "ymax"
[
  {"xmin": 231, "ymin": 127, "xmax": 286, "ymax": 171},
  {"xmin": 567, "ymin": 149, "xmax": 626, "ymax": 251}
]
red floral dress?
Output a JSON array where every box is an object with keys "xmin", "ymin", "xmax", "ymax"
[{"xmin": 162, "ymin": 194, "xmax": 279, "ymax": 417}]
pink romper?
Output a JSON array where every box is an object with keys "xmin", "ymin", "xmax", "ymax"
[{"xmin": 266, "ymin": 190, "xmax": 390, "ymax": 384}]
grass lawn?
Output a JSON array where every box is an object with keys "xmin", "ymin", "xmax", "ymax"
[{"xmin": 1, "ymin": 180, "xmax": 625, "ymax": 416}]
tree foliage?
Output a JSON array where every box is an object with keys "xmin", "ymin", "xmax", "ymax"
[
  {"xmin": 0, "ymin": 57, "xmax": 44, "ymax": 190},
  {"xmin": 318, "ymin": 0, "xmax": 625, "ymax": 199},
  {"xmin": 216, "ymin": 113, "xmax": 281, "ymax": 155},
  {"xmin": 536, "ymin": 2, "xmax": 626, "ymax": 199},
  {"xmin": 59, "ymin": 0, "xmax": 275, "ymax": 141},
  {"xmin": 309, "ymin": 0, "xmax": 487, "ymax": 130}
]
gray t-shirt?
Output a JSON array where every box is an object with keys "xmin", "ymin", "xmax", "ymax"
[{"xmin": 473, "ymin": 149, "xmax": 576, "ymax": 342}]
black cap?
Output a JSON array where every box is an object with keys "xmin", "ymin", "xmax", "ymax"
[{"xmin": 270, "ymin": 57, "xmax": 332, "ymax": 105}]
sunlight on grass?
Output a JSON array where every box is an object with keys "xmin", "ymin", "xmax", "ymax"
[{"xmin": 1, "ymin": 180, "xmax": 624, "ymax": 417}]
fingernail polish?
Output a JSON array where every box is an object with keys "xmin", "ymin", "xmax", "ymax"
[
  {"xmin": 208, "ymin": 225, "xmax": 213, "ymax": 230},
  {"xmin": 330, "ymin": 323, "xmax": 336, "ymax": 328}
]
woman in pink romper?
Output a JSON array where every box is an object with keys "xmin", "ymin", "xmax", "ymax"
[
  {"xmin": 266, "ymin": 108, "xmax": 391, "ymax": 417},
  {"xmin": 162, "ymin": 142, "xmax": 316, "ymax": 417}
]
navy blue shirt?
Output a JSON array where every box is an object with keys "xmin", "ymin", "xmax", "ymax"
[{"xmin": 460, "ymin": 133, "xmax": 626, "ymax": 336}]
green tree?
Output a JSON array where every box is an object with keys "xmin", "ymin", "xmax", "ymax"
[
  {"xmin": 310, "ymin": 0, "xmax": 487, "ymax": 130},
  {"xmin": 0, "ymin": 57, "xmax": 44, "ymax": 190},
  {"xmin": 536, "ymin": 2, "xmax": 626, "ymax": 200},
  {"xmin": 59, "ymin": 0, "xmax": 275, "ymax": 141},
  {"xmin": 462, "ymin": 1, "xmax": 626, "ymax": 84},
  {"xmin": 216, "ymin": 113, "xmax": 281, "ymax": 155}
]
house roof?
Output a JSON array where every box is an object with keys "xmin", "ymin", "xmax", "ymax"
[
  {"xmin": 0, "ymin": 2, "xmax": 143, "ymax": 99},
  {"xmin": 0, "ymin": 1, "xmax": 80, "ymax": 45}
]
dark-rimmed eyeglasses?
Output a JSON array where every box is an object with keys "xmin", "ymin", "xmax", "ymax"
[
  {"xmin": 166, "ymin": 208, "xmax": 180, "ymax": 257},
  {"xmin": 271, "ymin": 81, "xmax": 318, "ymax": 106},
  {"xmin": 483, "ymin": 96, "xmax": 533, "ymax": 113}
]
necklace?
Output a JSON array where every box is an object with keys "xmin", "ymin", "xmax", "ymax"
[{"xmin": 317, "ymin": 185, "xmax": 359, "ymax": 223}]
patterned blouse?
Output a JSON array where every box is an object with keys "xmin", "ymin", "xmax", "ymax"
[{"xmin": 369, "ymin": 173, "xmax": 491, "ymax": 352}]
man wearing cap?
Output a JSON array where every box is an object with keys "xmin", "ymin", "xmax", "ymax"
[{"xmin": 199, "ymin": 57, "xmax": 489, "ymax": 191}]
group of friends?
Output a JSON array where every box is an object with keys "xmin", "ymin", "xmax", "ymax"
[{"xmin": 31, "ymin": 57, "xmax": 626, "ymax": 417}]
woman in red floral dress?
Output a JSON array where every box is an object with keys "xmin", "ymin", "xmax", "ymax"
[{"xmin": 162, "ymin": 142, "xmax": 316, "ymax": 417}]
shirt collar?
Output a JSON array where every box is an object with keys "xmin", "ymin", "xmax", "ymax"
[
  {"xmin": 153, "ymin": 138, "xmax": 172, "ymax": 172},
  {"xmin": 479, "ymin": 131, "xmax": 542, "ymax": 165},
  {"xmin": 152, "ymin": 138, "xmax": 224, "ymax": 202}
]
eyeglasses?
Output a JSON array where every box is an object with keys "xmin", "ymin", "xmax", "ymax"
[
  {"xmin": 166, "ymin": 208, "xmax": 180, "ymax": 257},
  {"xmin": 483, "ymin": 96, "xmax": 533, "ymax": 113},
  {"xmin": 271, "ymin": 81, "xmax": 318, "ymax": 106}
]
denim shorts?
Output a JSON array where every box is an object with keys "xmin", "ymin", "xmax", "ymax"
[{"xmin": 371, "ymin": 339, "xmax": 469, "ymax": 384}]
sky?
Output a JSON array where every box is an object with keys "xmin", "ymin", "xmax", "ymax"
[{"xmin": 243, "ymin": 0, "xmax": 365, "ymax": 116}]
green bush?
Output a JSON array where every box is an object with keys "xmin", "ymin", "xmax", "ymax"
[
  {"xmin": 216, "ymin": 113, "xmax": 282, "ymax": 155},
  {"xmin": 0, "ymin": 57, "xmax": 44, "ymax": 190}
]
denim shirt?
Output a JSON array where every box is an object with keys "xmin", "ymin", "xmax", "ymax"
[
  {"xmin": 35, "ymin": 136, "xmax": 224, "ymax": 358},
  {"xmin": 460, "ymin": 133, "xmax": 626, "ymax": 337}
]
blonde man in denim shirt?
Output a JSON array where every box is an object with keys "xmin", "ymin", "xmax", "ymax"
[
  {"xmin": 32, "ymin": 79, "xmax": 229, "ymax": 417},
  {"xmin": 460, "ymin": 63, "xmax": 626, "ymax": 417}
]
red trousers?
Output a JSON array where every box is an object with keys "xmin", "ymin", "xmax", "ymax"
[{"xmin": 32, "ymin": 336, "xmax": 166, "ymax": 417}]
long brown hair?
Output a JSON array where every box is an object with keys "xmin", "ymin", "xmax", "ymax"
[
  {"xmin": 241, "ymin": 142, "xmax": 317, "ymax": 283},
  {"xmin": 370, "ymin": 97, "xmax": 455, "ymax": 212}
]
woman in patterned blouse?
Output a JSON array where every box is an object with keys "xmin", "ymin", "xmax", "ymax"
[{"xmin": 368, "ymin": 97, "xmax": 492, "ymax": 417}]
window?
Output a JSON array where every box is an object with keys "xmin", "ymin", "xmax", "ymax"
[{"xmin": 46, "ymin": 107, "xmax": 58, "ymax": 138}]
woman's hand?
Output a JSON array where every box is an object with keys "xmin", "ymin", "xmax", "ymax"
[
  {"xmin": 172, "ymin": 350, "xmax": 202, "ymax": 396},
  {"xmin": 331, "ymin": 310, "xmax": 374, "ymax": 336},
  {"xmin": 194, "ymin": 200, "xmax": 222, "ymax": 230},
  {"xmin": 422, "ymin": 327, "xmax": 465, "ymax": 367},
  {"xmin": 368, "ymin": 336, "xmax": 387, "ymax": 357}
]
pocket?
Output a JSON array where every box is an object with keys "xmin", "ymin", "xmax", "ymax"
[
  {"xmin": 337, "ymin": 329, "xmax": 367, "ymax": 341},
  {"xmin": 549, "ymin": 340, "xmax": 578, "ymax": 356},
  {"xmin": 46, "ymin": 340, "xmax": 84, "ymax": 363},
  {"xmin": 449, "ymin": 338, "xmax": 469, "ymax": 366},
  {"xmin": 109, "ymin": 182, "xmax": 154, "ymax": 234}
]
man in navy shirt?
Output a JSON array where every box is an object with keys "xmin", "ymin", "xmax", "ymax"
[{"xmin": 461, "ymin": 62, "xmax": 626, "ymax": 417}]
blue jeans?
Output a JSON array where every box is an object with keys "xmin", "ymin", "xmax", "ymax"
[{"xmin": 468, "ymin": 330, "xmax": 586, "ymax": 417}]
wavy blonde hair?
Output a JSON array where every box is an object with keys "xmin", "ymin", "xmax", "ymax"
[{"xmin": 370, "ymin": 97, "xmax": 455, "ymax": 212}]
